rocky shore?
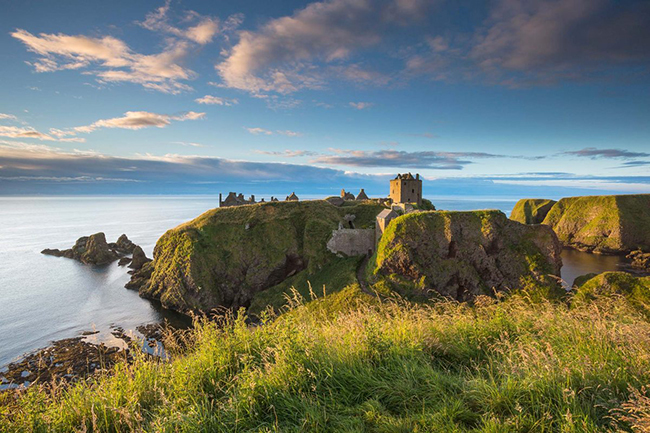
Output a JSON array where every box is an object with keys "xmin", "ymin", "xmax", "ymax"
[{"xmin": 42, "ymin": 233, "xmax": 151, "ymax": 268}]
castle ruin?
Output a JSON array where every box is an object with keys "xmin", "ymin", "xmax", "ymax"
[{"xmin": 390, "ymin": 173, "xmax": 422, "ymax": 206}]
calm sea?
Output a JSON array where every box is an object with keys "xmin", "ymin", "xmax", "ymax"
[{"xmin": 0, "ymin": 195, "xmax": 628, "ymax": 367}]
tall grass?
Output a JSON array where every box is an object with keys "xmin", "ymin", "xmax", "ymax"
[{"xmin": 1, "ymin": 286, "xmax": 649, "ymax": 432}]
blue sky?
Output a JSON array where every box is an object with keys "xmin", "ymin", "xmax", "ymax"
[{"xmin": 0, "ymin": 0, "xmax": 649, "ymax": 197}]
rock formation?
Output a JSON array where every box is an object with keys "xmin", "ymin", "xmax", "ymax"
[
  {"xmin": 510, "ymin": 199, "xmax": 556, "ymax": 224},
  {"xmin": 128, "ymin": 245, "xmax": 152, "ymax": 270},
  {"xmin": 371, "ymin": 210, "xmax": 563, "ymax": 301},
  {"xmin": 541, "ymin": 194, "xmax": 650, "ymax": 254},
  {"xmin": 41, "ymin": 233, "xmax": 149, "ymax": 266},
  {"xmin": 572, "ymin": 272, "xmax": 650, "ymax": 317},
  {"xmin": 627, "ymin": 250, "xmax": 650, "ymax": 271},
  {"xmin": 129, "ymin": 200, "xmax": 384, "ymax": 313}
]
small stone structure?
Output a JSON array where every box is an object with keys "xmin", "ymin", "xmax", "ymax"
[
  {"xmin": 376, "ymin": 209, "xmax": 399, "ymax": 244},
  {"xmin": 390, "ymin": 173, "xmax": 422, "ymax": 206},
  {"xmin": 327, "ymin": 228, "xmax": 375, "ymax": 256},
  {"xmin": 286, "ymin": 192, "xmax": 299, "ymax": 201},
  {"xmin": 356, "ymin": 189, "xmax": 369, "ymax": 200},
  {"xmin": 220, "ymin": 192, "xmax": 256, "ymax": 207},
  {"xmin": 340, "ymin": 189, "xmax": 356, "ymax": 200}
]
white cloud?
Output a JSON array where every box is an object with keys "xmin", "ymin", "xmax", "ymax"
[
  {"xmin": 245, "ymin": 127, "xmax": 273, "ymax": 135},
  {"xmin": 0, "ymin": 114, "xmax": 18, "ymax": 121},
  {"xmin": 276, "ymin": 130, "xmax": 303, "ymax": 137},
  {"xmin": 74, "ymin": 111, "xmax": 205, "ymax": 133},
  {"xmin": 0, "ymin": 126, "xmax": 85, "ymax": 142},
  {"xmin": 139, "ymin": 0, "xmax": 220, "ymax": 45},
  {"xmin": 349, "ymin": 102, "xmax": 373, "ymax": 110},
  {"xmin": 195, "ymin": 95, "xmax": 239, "ymax": 106},
  {"xmin": 216, "ymin": 0, "xmax": 433, "ymax": 94},
  {"xmin": 255, "ymin": 149, "xmax": 317, "ymax": 157}
]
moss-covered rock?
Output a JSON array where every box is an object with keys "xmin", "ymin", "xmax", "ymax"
[
  {"xmin": 573, "ymin": 272, "xmax": 650, "ymax": 317},
  {"xmin": 136, "ymin": 200, "xmax": 384, "ymax": 313},
  {"xmin": 510, "ymin": 198, "xmax": 556, "ymax": 224},
  {"xmin": 541, "ymin": 194, "xmax": 650, "ymax": 254},
  {"xmin": 370, "ymin": 210, "xmax": 563, "ymax": 301}
]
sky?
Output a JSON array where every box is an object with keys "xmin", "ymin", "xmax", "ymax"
[{"xmin": 0, "ymin": 0, "xmax": 649, "ymax": 198}]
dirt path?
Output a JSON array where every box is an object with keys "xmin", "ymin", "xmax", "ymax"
[{"xmin": 356, "ymin": 254, "xmax": 372, "ymax": 295}]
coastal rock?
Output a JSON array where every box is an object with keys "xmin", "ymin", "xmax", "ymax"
[
  {"xmin": 41, "ymin": 233, "xmax": 146, "ymax": 266},
  {"xmin": 129, "ymin": 200, "xmax": 384, "ymax": 313},
  {"xmin": 118, "ymin": 257, "xmax": 132, "ymax": 266},
  {"xmin": 541, "ymin": 194, "xmax": 650, "ymax": 254},
  {"xmin": 627, "ymin": 250, "xmax": 650, "ymax": 271},
  {"xmin": 128, "ymin": 246, "xmax": 151, "ymax": 270},
  {"xmin": 510, "ymin": 198, "xmax": 556, "ymax": 224},
  {"xmin": 125, "ymin": 262, "xmax": 154, "ymax": 291},
  {"xmin": 371, "ymin": 210, "xmax": 563, "ymax": 301}
]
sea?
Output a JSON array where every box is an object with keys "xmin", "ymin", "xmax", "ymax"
[{"xmin": 0, "ymin": 195, "xmax": 631, "ymax": 368}]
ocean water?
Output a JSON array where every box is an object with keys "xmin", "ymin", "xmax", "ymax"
[{"xmin": 0, "ymin": 195, "xmax": 627, "ymax": 367}]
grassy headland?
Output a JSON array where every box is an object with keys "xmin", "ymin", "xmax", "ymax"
[
  {"xmin": 2, "ymin": 282, "xmax": 650, "ymax": 431},
  {"xmin": 509, "ymin": 198, "xmax": 556, "ymax": 225}
]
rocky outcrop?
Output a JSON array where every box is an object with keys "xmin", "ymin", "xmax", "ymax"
[
  {"xmin": 541, "ymin": 194, "xmax": 650, "ymax": 254},
  {"xmin": 371, "ymin": 210, "xmax": 562, "ymax": 301},
  {"xmin": 510, "ymin": 199, "xmax": 556, "ymax": 224},
  {"xmin": 627, "ymin": 250, "xmax": 650, "ymax": 271},
  {"xmin": 129, "ymin": 200, "xmax": 384, "ymax": 313},
  {"xmin": 128, "ymin": 246, "xmax": 152, "ymax": 270},
  {"xmin": 572, "ymin": 272, "xmax": 650, "ymax": 317},
  {"xmin": 41, "ymin": 233, "xmax": 147, "ymax": 266},
  {"xmin": 42, "ymin": 233, "xmax": 119, "ymax": 265}
]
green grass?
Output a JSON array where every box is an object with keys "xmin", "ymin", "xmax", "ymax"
[
  {"xmin": 3, "ymin": 281, "xmax": 650, "ymax": 432},
  {"xmin": 509, "ymin": 199, "xmax": 556, "ymax": 225}
]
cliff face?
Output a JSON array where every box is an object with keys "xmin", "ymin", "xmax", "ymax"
[
  {"xmin": 371, "ymin": 210, "xmax": 562, "ymax": 301},
  {"xmin": 135, "ymin": 200, "xmax": 383, "ymax": 313},
  {"xmin": 510, "ymin": 199, "xmax": 556, "ymax": 224},
  {"xmin": 541, "ymin": 194, "xmax": 650, "ymax": 254}
]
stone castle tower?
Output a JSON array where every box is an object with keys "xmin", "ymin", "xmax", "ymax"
[{"xmin": 389, "ymin": 173, "xmax": 422, "ymax": 205}]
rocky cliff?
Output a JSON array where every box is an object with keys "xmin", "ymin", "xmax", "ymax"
[
  {"xmin": 541, "ymin": 194, "xmax": 650, "ymax": 254},
  {"xmin": 132, "ymin": 200, "xmax": 383, "ymax": 313},
  {"xmin": 370, "ymin": 210, "xmax": 562, "ymax": 301},
  {"xmin": 510, "ymin": 198, "xmax": 556, "ymax": 224}
]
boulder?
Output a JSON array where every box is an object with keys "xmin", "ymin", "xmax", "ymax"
[
  {"xmin": 110, "ymin": 234, "xmax": 136, "ymax": 254},
  {"xmin": 128, "ymin": 246, "xmax": 151, "ymax": 270},
  {"xmin": 371, "ymin": 210, "xmax": 563, "ymax": 301}
]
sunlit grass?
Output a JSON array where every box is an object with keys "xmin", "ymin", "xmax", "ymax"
[{"xmin": 1, "ymin": 285, "xmax": 649, "ymax": 432}]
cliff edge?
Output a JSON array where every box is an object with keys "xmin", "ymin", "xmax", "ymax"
[
  {"xmin": 370, "ymin": 210, "xmax": 562, "ymax": 301},
  {"xmin": 132, "ymin": 200, "xmax": 383, "ymax": 313},
  {"xmin": 510, "ymin": 198, "xmax": 556, "ymax": 224}
]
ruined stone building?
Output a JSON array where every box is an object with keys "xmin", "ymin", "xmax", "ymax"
[
  {"xmin": 286, "ymin": 192, "xmax": 299, "ymax": 201},
  {"xmin": 219, "ymin": 192, "xmax": 256, "ymax": 207},
  {"xmin": 375, "ymin": 208, "xmax": 399, "ymax": 244},
  {"xmin": 356, "ymin": 189, "xmax": 369, "ymax": 200},
  {"xmin": 390, "ymin": 173, "xmax": 422, "ymax": 206}
]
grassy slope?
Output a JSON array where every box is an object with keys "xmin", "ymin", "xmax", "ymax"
[
  {"xmin": 142, "ymin": 200, "xmax": 383, "ymax": 312},
  {"xmin": 573, "ymin": 271, "xmax": 650, "ymax": 318},
  {"xmin": 510, "ymin": 198, "xmax": 557, "ymax": 224},
  {"xmin": 542, "ymin": 194, "xmax": 650, "ymax": 253},
  {"xmin": 3, "ymin": 283, "xmax": 650, "ymax": 431},
  {"xmin": 371, "ymin": 210, "xmax": 562, "ymax": 301}
]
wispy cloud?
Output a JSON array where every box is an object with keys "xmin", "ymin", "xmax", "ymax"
[
  {"xmin": 74, "ymin": 111, "xmax": 205, "ymax": 133},
  {"xmin": 349, "ymin": 102, "xmax": 373, "ymax": 110},
  {"xmin": 171, "ymin": 141, "xmax": 208, "ymax": 148},
  {"xmin": 0, "ymin": 114, "xmax": 18, "ymax": 121},
  {"xmin": 408, "ymin": 132, "xmax": 439, "ymax": 139},
  {"xmin": 563, "ymin": 147, "xmax": 650, "ymax": 159},
  {"xmin": 0, "ymin": 126, "xmax": 85, "ymax": 142},
  {"xmin": 195, "ymin": 95, "xmax": 239, "ymax": 106},
  {"xmin": 255, "ymin": 149, "xmax": 317, "ymax": 157},
  {"xmin": 138, "ymin": 0, "xmax": 220, "ymax": 45},
  {"xmin": 245, "ymin": 127, "xmax": 302, "ymax": 136}
]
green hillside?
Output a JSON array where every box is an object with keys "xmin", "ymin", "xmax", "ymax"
[{"xmin": 510, "ymin": 198, "xmax": 556, "ymax": 224}]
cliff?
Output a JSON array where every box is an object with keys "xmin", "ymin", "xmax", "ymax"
[
  {"xmin": 370, "ymin": 210, "xmax": 563, "ymax": 301},
  {"xmin": 573, "ymin": 272, "xmax": 650, "ymax": 317},
  {"xmin": 541, "ymin": 194, "xmax": 650, "ymax": 253},
  {"xmin": 510, "ymin": 198, "xmax": 556, "ymax": 224},
  {"xmin": 133, "ymin": 200, "xmax": 383, "ymax": 313}
]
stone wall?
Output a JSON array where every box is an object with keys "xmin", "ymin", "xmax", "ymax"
[{"xmin": 326, "ymin": 228, "xmax": 375, "ymax": 256}]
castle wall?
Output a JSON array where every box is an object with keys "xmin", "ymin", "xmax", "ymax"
[{"xmin": 326, "ymin": 228, "xmax": 375, "ymax": 256}]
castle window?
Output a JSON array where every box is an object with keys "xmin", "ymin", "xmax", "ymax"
[{"xmin": 412, "ymin": 189, "xmax": 414, "ymax": 193}]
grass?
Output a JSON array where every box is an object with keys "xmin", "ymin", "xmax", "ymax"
[
  {"xmin": 2, "ymin": 281, "xmax": 650, "ymax": 432},
  {"xmin": 509, "ymin": 199, "xmax": 556, "ymax": 225}
]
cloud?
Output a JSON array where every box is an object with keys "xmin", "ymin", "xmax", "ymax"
[
  {"xmin": 349, "ymin": 102, "xmax": 373, "ymax": 110},
  {"xmin": 216, "ymin": 0, "xmax": 434, "ymax": 94},
  {"xmin": 0, "ymin": 114, "xmax": 18, "ymax": 121},
  {"xmin": 171, "ymin": 141, "xmax": 207, "ymax": 148},
  {"xmin": 276, "ymin": 130, "xmax": 303, "ymax": 137},
  {"xmin": 470, "ymin": 0, "xmax": 650, "ymax": 84},
  {"xmin": 311, "ymin": 149, "xmax": 509, "ymax": 169},
  {"xmin": 620, "ymin": 161, "xmax": 650, "ymax": 167},
  {"xmin": 563, "ymin": 147, "xmax": 650, "ymax": 159},
  {"xmin": 139, "ymin": 0, "xmax": 220, "ymax": 45},
  {"xmin": 0, "ymin": 126, "xmax": 85, "ymax": 142},
  {"xmin": 255, "ymin": 149, "xmax": 317, "ymax": 157},
  {"xmin": 74, "ymin": 111, "xmax": 205, "ymax": 133},
  {"xmin": 246, "ymin": 127, "xmax": 273, "ymax": 135},
  {"xmin": 195, "ymin": 95, "xmax": 239, "ymax": 106},
  {"xmin": 0, "ymin": 144, "xmax": 381, "ymax": 195}
]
